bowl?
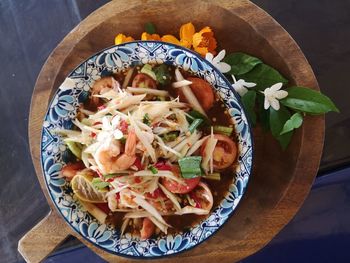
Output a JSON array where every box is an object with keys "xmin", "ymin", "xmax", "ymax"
[{"xmin": 41, "ymin": 41, "xmax": 253, "ymax": 258}]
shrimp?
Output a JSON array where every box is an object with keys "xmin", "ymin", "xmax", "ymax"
[
  {"xmin": 95, "ymin": 130, "xmax": 137, "ymax": 174},
  {"xmin": 91, "ymin": 77, "xmax": 119, "ymax": 106},
  {"xmin": 140, "ymin": 218, "xmax": 155, "ymax": 240}
]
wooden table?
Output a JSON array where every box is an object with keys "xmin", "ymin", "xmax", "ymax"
[{"xmin": 19, "ymin": 0, "xmax": 324, "ymax": 262}]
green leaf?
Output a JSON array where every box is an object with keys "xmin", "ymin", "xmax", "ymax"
[
  {"xmin": 91, "ymin": 178, "xmax": 109, "ymax": 190},
  {"xmin": 145, "ymin": 22, "xmax": 156, "ymax": 34},
  {"xmin": 241, "ymin": 90, "xmax": 257, "ymax": 125},
  {"xmin": 269, "ymin": 105, "xmax": 293, "ymax": 150},
  {"xmin": 178, "ymin": 156, "xmax": 202, "ymax": 178},
  {"xmin": 143, "ymin": 113, "xmax": 151, "ymax": 125},
  {"xmin": 239, "ymin": 64, "xmax": 288, "ymax": 90},
  {"xmin": 256, "ymin": 93, "xmax": 269, "ymax": 131},
  {"xmin": 153, "ymin": 64, "xmax": 171, "ymax": 85},
  {"xmin": 280, "ymin": 112, "xmax": 303, "ymax": 135},
  {"xmin": 223, "ymin": 53, "xmax": 262, "ymax": 75},
  {"xmin": 280, "ymin": 86, "xmax": 339, "ymax": 114}
]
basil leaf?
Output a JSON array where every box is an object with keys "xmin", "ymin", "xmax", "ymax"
[
  {"xmin": 239, "ymin": 64, "xmax": 288, "ymax": 91},
  {"xmin": 241, "ymin": 90, "xmax": 257, "ymax": 125},
  {"xmin": 145, "ymin": 22, "xmax": 156, "ymax": 34},
  {"xmin": 280, "ymin": 112, "xmax": 303, "ymax": 135},
  {"xmin": 91, "ymin": 178, "xmax": 109, "ymax": 190},
  {"xmin": 178, "ymin": 156, "xmax": 202, "ymax": 178},
  {"xmin": 280, "ymin": 86, "xmax": 339, "ymax": 114},
  {"xmin": 269, "ymin": 105, "xmax": 293, "ymax": 150},
  {"xmin": 223, "ymin": 52, "xmax": 262, "ymax": 75}
]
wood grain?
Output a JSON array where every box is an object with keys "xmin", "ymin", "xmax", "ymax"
[
  {"xmin": 21, "ymin": 0, "xmax": 324, "ymax": 262},
  {"xmin": 18, "ymin": 211, "xmax": 70, "ymax": 263}
]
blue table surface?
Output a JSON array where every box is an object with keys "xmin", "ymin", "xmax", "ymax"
[
  {"xmin": 0, "ymin": 0, "xmax": 349, "ymax": 262},
  {"xmin": 44, "ymin": 167, "xmax": 350, "ymax": 263}
]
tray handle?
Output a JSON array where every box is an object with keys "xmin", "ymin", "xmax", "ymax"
[{"xmin": 18, "ymin": 211, "xmax": 70, "ymax": 263}]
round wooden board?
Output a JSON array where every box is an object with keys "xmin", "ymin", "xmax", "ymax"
[{"xmin": 22, "ymin": 0, "xmax": 324, "ymax": 262}]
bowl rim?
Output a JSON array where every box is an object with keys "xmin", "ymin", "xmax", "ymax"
[{"xmin": 40, "ymin": 40, "xmax": 254, "ymax": 259}]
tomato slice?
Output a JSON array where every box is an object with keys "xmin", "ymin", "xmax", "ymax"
[
  {"xmin": 201, "ymin": 134, "xmax": 237, "ymax": 169},
  {"xmin": 161, "ymin": 166, "xmax": 201, "ymax": 194},
  {"xmin": 187, "ymin": 77, "xmax": 214, "ymax": 111},
  {"xmin": 132, "ymin": 73, "xmax": 157, "ymax": 89},
  {"xmin": 61, "ymin": 162, "xmax": 85, "ymax": 181},
  {"xmin": 154, "ymin": 161, "xmax": 172, "ymax": 171}
]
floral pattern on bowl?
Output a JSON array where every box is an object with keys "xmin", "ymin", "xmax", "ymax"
[{"xmin": 41, "ymin": 41, "xmax": 253, "ymax": 258}]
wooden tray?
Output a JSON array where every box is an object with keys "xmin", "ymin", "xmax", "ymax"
[{"xmin": 20, "ymin": 0, "xmax": 324, "ymax": 262}]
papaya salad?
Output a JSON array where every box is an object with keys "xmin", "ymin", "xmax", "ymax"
[{"xmin": 58, "ymin": 64, "xmax": 238, "ymax": 239}]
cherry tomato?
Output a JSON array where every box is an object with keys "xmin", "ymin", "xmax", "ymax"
[
  {"xmin": 201, "ymin": 134, "xmax": 237, "ymax": 169},
  {"xmin": 140, "ymin": 217, "xmax": 155, "ymax": 240},
  {"xmin": 161, "ymin": 166, "xmax": 201, "ymax": 194},
  {"xmin": 61, "ymin": 162, "xmax": 85, "ymax": 181},
  {"xmin": 132, "ymin": 73, "xmax": 157, "ymax": 89},
  {"xmin": 187, "ymin": 77, "xmax": 214, "ymax": 110}
]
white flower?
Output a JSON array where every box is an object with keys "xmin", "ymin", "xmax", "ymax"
[
  {"xmin": 262, "ymin": 82, "xmax": 288, "ymax": 110},
  {"xmin": 98, "ymin": 116, "xmax": 123, "ymax": 141},
  {"xmin": 205, "ymin": 50, "xmax": 231, "ymax": 73},
  {"xmin": 231, "ymin": 74, "xmax": 256, "ymax": 96}
]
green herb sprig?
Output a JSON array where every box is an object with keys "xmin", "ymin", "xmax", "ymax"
[{"xmin": 224, "ymin": 52, "xmax": 339, "ymax": 149}]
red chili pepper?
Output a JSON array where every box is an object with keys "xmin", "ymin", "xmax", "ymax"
[
  {"xmin": 95, "ymin": 203, "xmax": 110, "ymax": 214},
  {"xmin": 119, "ymin": 120, "xmax": 129, "ymax": 134},
  {"xmin": 93, "ymin": 121, "xmax": 102, "ymax": 125},
  {"xmin": 90, "ymin": 132, "xmax": 96, "ymax": 138},
  {"xmin": 133, "ymin": 157, "xmax": 142, "ymax": 170},
  {"xmin": 97, "ymin": 105, "xmax": 106, "ymax": 111},
  {"xmin": 154, "ymin": 161, "xmax": 172, "ymax": 171},
  {"xmin": 134, "ymin": 177, "xmax": 141, "ymax": 183}
]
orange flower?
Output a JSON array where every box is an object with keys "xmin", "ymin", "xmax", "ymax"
[
  {"xmin": 192, "ymin": 26, "xmax": 217, "ymax": 56},
  {"xmin": 114, "ymin": 34, "xmax": 134, "ymax": 45},
  {"xmin": 161, "ymin": 35, "xmax": 181, "ymax": 45},
  {"xmin": 179, "ymin": 22, "xmax": 195, "ymax": 48},
  {"xmin": 141, "ymin": 32, "xmax": 161, "ymax": 41}
]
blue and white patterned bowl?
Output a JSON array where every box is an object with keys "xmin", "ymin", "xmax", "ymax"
[{"xmin": 41, "ymin": 41, "xmax": 253, "ymax": 258}]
